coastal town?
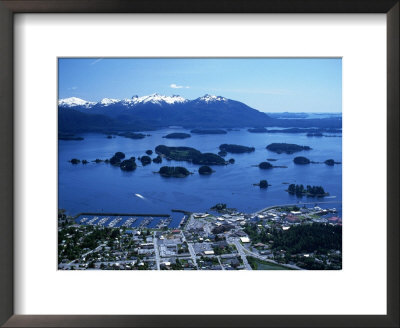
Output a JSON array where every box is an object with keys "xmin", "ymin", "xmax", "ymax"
[{"xmin": 58, "ymin": 203, "xmax": 342, "ymax": 271}]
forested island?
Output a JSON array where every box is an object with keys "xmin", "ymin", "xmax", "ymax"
[
  {"xmin": 253, "ymin": 179, "xmax": 269, "ymax": 188},
  {"xmin": 155, "ymin": 145, "xmax": 226, "ymax": 165},
  {"xmin": 293, "ymin": 156, "xmax": 311, "ymax": 164},
  {"xmin": 198, "ymin": 165, "xmax": 214, "ymax": 175},
  {"xmin": 286, "ymin": 184, "xmax": 328, "ymax": 197},
  {"xmin": 248, "ymin": 127, "xmax": 341, "ymax": 135},
  {"xmin": 157, "ymin": 166, "xmax": 191, "ymax": 178},
  {"xmin": 266, "ymin": 143, "xmax": 311, "ymax": 154},
  {"xmin": 90, "ymin": 151, "xmax": 139, "ymax": 171},
  {"xmin": 210, "ymin": 203, "xmax": 228, "ymax": 212},
  {"xmin": 140, "ymin": 156, "xmax": 152, "ymax": 165},
  {"xmin": 70, "ymin": 158, "xmax": 81, "ymax": 164},
  {"xmin": 190, "ymin": 129, "xmax": 227, "ymax": 134},
  {"xmin": 120, "ymin": 158, "xmax": 137, "ymax": 171},
  {"xmin": 258, "ymin": 161, "xmax": 287, "ymax": 169},
  {"xmin": 324, "ymin": 159, "xmax": 341, "ymax": 166},
  {"xmin": 152, "ymin": 155, "xmax": 162, "ymax": 163},
  {"xmin": 219, "ymin": 144, "xmax": 255, "ymax": 153},
  {"xmin": 163, "ymin": 133, "xmax": 191, "ymax": 139},
  {"xmin": 109, "ymin": 151, "xmax": 126, "ymax": 165},
  {"xmin": 258, "ymin": 162, "xmax": 273, "ymax": 169},
  {"xmin": 69, "ymin": 149, "xmax": 173, "ymax": 171},
  {"xmin": 117, "ymin": 132, "xmax": 147, "ymax": 139}
]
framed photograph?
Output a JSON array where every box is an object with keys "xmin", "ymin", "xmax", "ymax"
[
  {"xmin": 0, "ymin": 1, "xmax": 398, "ymax": 327},
  {"xmin": 57, "ymin": 57, "xmax": 343, "ymax": 272}
]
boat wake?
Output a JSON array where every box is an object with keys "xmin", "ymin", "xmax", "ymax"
[{"xmin": 134, "ymin": 193, "xmax": 147, "ymax": 201}]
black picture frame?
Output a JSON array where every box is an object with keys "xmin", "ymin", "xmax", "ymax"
[{"xmin": 0, "ymin": 1, "xmax": 398, "ymax": 327}]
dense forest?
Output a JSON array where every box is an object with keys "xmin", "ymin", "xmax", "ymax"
[
  {"xmin": 244, "ymin": 223, "xmax": 342, "ymax": 256},
  {"xmin": 271, "ymin": 223, "xmax": 342, "ymax": 255}
]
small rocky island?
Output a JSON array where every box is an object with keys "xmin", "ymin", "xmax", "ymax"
[
  {"xmin": 152, "ymin": 155, "xmax": 162, "ymax": 164},
  {"xmin": 254, "ymin": 179, "xmax": 269, "ymax": 188},
  {"xmin": 155, "ymin": 145, "xmax": 226, "ymax": 165},
  {"xmin": 140, "ymin": 156, "xmax": 152, "ymax": 166},
  {"xmin": 70, "ymin": 158, "xmax": 81, "ymax": 164},
  {"xmin": 191, "ymin": 129, "xmax": 227, "ymax": 135},
  {"xmin": 109, "ymin": 152, "xmax": 138, "ymax": 171},
  {"xmin": 219, "ymin": 144, "xmax": 255, "ymax": 154},
  {"xmin": 266, "ymin": 143, "xmax": 311, "ymax": 154},
  {"xmin": 210, "ymin": 203, "xmax": 237, "ymax": 214},
  {"xmin": 198, "ymin": 165, "xmax": 214, "ymax": 175},
  {"xmin": 75, "ymin": 151, "xmax": 139, "ymax": 171},
  {"xmin": 120, "ymin": 158, "xmax": 137, "ymax": 171},
  {"xmin": 258, "ymin": 162, "xmax": 273, "ymax": 169},
  {"xmin": 117, "ymin": 132, "xmax": 147, "ymax": 139},
  {"xmin": 293, "ymin": 156, "xmax": 311, "ymax": 165},
  {"xmin": 258, "ymin": 161, "xmax": 287, "ymax": 169},
  {"xmin": 324, "ymin": 159, "xmax": 341, "ymax": 166},
  {"xmin": 211, "ymin": 203, "xmax": 227, "ymax": 212},
  {"xmin": 158, "ymin": 166, "xmax": 191, "ymax": 178},
  {"xmin": 163, "ymin": 133, "xmax": 191, "ymax": 139},
  {"xmin": 287, "ymin": 184, "xmax": 328, "ymax": 197},
  {"xmin": 110, "ymin": 151, "xmax": 126, "ymax": 165}
]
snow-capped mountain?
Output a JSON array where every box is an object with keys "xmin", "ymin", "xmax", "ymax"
[
  {"xmin": 58, "ymin": 97, "xmax": 95, "ymax": 108},
  {"xmin": 197, "ymin": 94, "xmax": 227, "ymax": 103},
  {"xmin": 58, "ymin": 93, "xmax": 341, "ymax": 133},
  {"xmin": 127, "ymin": 94, "xmax": 188, "ymax": 105},
  {"xmin": 58, "ymin": 93, "xmax": 235, "ymax": 109},
  {"xmin": 58, "ymin": 93, "xmax": 276, "ymax": 132},
  {"xmin": 99, "ymin": 98, "xmax": 120, "ymax": 106},
  {"xmin": 58, "ymin": 93, "xmax": 188, "ymax": 109}
]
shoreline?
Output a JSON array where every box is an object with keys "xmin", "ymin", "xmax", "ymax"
[{"xmin": 66, "ymin": 200, "xmax": 342, "ymax": 222}]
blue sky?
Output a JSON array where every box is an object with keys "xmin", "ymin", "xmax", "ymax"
[{"xmin": 58, "ymin": 58, "xmax": 341, "ymax": 113}]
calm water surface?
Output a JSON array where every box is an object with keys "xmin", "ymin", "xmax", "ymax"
[{"xmin": 59, "ymin": 128, "xmax": 342, "ymax": 217}]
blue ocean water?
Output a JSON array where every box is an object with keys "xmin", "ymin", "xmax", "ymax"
[{"xmin": 58, "ymin": 128, "xmax": 342, "ymax": 218}]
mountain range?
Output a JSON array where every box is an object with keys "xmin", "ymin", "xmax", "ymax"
[{"xmin": 58, "ymin": 94, "xmax": 342, "ymax": 132}]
